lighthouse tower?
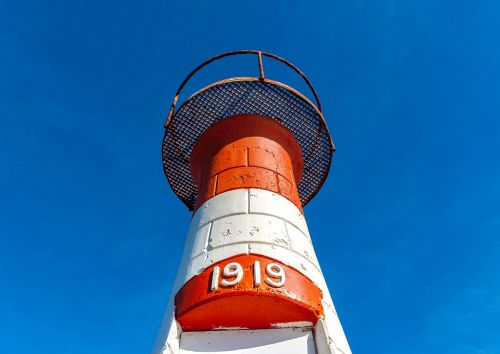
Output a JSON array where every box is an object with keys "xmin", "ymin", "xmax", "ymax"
[{"xmin": 153, "ymin": 51, "xmax": 351, "ymax": 354}]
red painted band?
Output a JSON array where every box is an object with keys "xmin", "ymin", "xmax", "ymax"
[
  {"xmin": 190, "ymin": 114, "xmax": 304, "ymax": 212},
  {"xmin": 174, "ymin": 254, "xmax": 323, "ymax": 331}
]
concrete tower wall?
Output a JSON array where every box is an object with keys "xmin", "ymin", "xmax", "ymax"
[{"xmin": 153, "ymin": 115, "xmax": 350, "ymax": 354}]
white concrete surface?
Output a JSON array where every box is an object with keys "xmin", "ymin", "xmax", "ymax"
[
  {"xmin": 150, "ymin": 299, "xmax": 180, "ymax": 354},
  {"xmin": 173, "ymin": 189, "xmax": 323, "ymax": 293},
  {"xmin": 152, "ymin": 188, "xmax": 351, "ymax": 354},
  {"xmin": 180, "ymin": 328, "xmax": 316, "ymax": 354}
]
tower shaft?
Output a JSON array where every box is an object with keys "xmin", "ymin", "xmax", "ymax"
[{"xmin": 153, "ymin": 114, "xmax": 350, "ymax": 353}]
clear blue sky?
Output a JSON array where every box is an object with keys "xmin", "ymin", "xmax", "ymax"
[{"xmin": 1, "ymin": 1, "xmax": 499, "ymax": 353}]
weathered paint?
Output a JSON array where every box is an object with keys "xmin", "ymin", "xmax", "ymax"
[
  {"xmin": 152, "ymin": 188, "xmax": 351, "ymax": 354},
  {"xmin": 152, "ymin": 115, "xmax": 351, "ymax": 354},
  {"xmin": 190, "ymin": 114, "xmax": 303, "ymax": 211},
  {"xmin": 175, "ymin": 254, "xmax": 323, "ymax": 331},
  {"xmin": 173, "ymin": 189, "xmax": 323, "ymax": 294}
]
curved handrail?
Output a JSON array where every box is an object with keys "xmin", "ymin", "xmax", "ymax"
[{"xmin": 164, "ymin": 50, "xmax": 322, "ymax": 127}]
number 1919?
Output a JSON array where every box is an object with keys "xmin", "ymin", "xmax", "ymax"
[{"xmin": 210, "ymin": 261, "xmax": 286, "ymax": 291}]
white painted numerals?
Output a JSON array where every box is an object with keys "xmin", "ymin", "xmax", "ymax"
[
  {"xmin": 253, "ymin": 261, "xmax": 261, "ymax": 286},
  {"xmin": 210, "ymin": 261, "xmax": 286, "ymax": 291},
  {"xmin": 265, "ymin": 263, "xmax": 286, "ymax": 287},
  {"xmin": 220, "ymin": 262, "xmax": 243, "ymax": 287}
]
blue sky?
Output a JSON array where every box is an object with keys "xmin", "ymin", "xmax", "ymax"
[{"xmin": 1, "ymin": 0, "xmax": 499, "ymax": 353}]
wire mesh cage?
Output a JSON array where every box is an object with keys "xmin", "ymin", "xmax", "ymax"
[{"xmin": 162, "ymin": 51, "xmax": 335, "ymax": 210}]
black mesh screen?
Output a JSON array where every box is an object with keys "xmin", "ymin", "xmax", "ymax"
[{"xmin": 162, "ymin": 78, "xmax": 334, "ymax": 210}]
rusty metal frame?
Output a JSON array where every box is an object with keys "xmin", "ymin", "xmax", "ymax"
[
  {"xmin": 164, "ymin": 50, "xmax": 323, "ymax": 127},
  {"xmin": 162, "ymin": 50, "xmax": 335, "ymax": 210}
]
